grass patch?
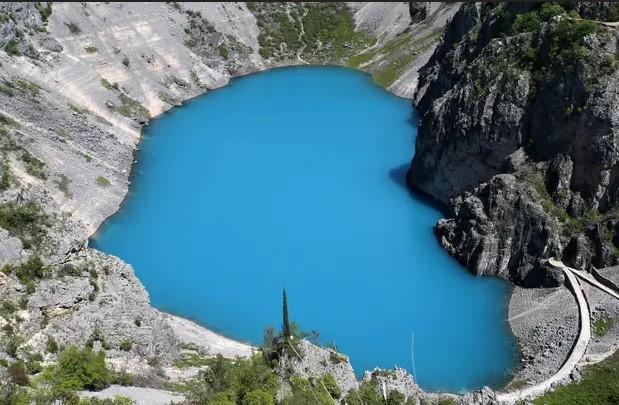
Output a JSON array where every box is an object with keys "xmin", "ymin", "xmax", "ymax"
[
  {"xmin": 112, "ymin": 93, "xmax": 150, "ymax": 120},
  {"xmin": 173, "ymin": 352, "xmax": 211, "ymax": 369},
  {"xmin": 534, "ymin": 349, "xmax": 619, "ymax": 405},
  {"xmin": 593, "ymin": 315, "xmax": 614, "ymax": 337},
  {"xmin": 95, "ymin": 176, "xmax": 111, "ymax": 187}
]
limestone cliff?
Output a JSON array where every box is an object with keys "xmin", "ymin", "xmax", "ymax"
[{"xmin": 408, "ymin": 2, "xmax": 619, "ymax": 285}]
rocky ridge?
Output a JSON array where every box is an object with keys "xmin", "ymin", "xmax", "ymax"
[{"xmin": 408, "ymin": 2, "xmax": 619, "ymax": 286}]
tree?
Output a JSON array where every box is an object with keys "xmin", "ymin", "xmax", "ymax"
[{"xmin": 282, "ymin": 288, "xmax": 291, "ymax": 339}]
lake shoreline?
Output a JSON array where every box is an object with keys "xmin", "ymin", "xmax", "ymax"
[{"xmin": 92, "ymin": 66, "xmax": 519, "ymax": 392}]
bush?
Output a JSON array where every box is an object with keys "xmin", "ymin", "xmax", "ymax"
[
  {"xmin": 96, "ymin": 176, "xmax": 111, "ymax": 187},
  {"xmin": 0, "ymin": 202, "xmax": 49, "ymax": 249},
  {"xmin": 241, "ymin": 389, "xmax": 274, "ymax": 405},
  {"xmin": 189, "ymin": 355, "xmax": 278, "ymax": 404},
  {"xmin": 48, "ymin": 346, "xmax": 112, "ymax": 394},
  {"xmin": 320, "ymin": 374, "xmax": 341, "ymax": 399},
  {"xmin": 280, "ymin": 376, "xmax": 332, "ymax": 405},
  {"xmin": 218, "ymin": 45, "xmax": 229, "ymax": 60},
  {"xmin": 46, "ymin": 335, "xmax": 59, "ymax": 354},
  {"xmin": 15, "ymin": 256, "xmax": 47, "ymax": 286},
  {"xmin": 119, "ymin": 339, "xmax": 133, "ymax": 351},
  {"xmin": 5, "ymin": 39, "xmax": 21, "ymax": 56},
  {"xmin": 8, "ymin": 361, "xmax": 29, "ymax": 386},
  {"xmin": 65, "ymin": 21, "xmax": 81, "ymax": 34},
  {"xmin": 21, "ymin": 150, "xmax": 46, "ymax": 179}
]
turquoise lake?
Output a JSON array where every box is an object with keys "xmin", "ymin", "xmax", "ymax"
[{"xmin": 92, "ymin": 67, "xmax": 517, "ymax": 392}]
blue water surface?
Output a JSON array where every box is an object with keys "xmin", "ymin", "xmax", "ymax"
[{"xmin": 92, "ymin": 67, "xmax": 517, "ymax": 392}]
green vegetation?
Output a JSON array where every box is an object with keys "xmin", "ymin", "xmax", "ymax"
[
  {"xmin": 56, "ymin": 173, "xmax": 71, "ymax": 197},
  {"xmin": 173, "ymin": 351, "xmax": 211, "ymax": 369},
  {"xmin": 96, "ymin": 176, "xmax": 111, "ymax": 187},
  {"xmin": 44, "ymin": 346, "xmax": 112, "ymax": 397},
  {"xmin": 15, "ymin": 256, "xmax": 47, "ymax": 289},
  {"xmin": 113, "ymin": 93, "xmax": 150, "ymax": 120},
  {"xmin": 21, "ymin": 150, "xmax": 47, "ymax": 179},
  {"xmin": 15, "ymin": 79, "xmax": 41, "ymax": 98},
  {"xmin": 593, "ymin": 315, "xmax": 614, "ymax": 337},
  {"xmin": 218, "ymin": 45, "xmax": 229, "ymax": 60},
  {"xmin": 253, "ymin": 3, "xmax": 372, "ymax": 62},
  {"xmin": 534, "ymin": 349, "xmax": 619, "ymax": 405},
  {"xmin": 187, "ymin": 355, "xmax": 279, "ymax": 405},
  {"xmin": 38, "ymin": 3, "xmax": 53, "ymax": 22},
  {"xmin": 65, "ymin": 21, "xmax": 81, "ymax": 34},
  {"xmin": 0, "ymin": 113, "xmax": 20, "ymax": 128},
  {"xmin": 46, "ymin": 335, "xmax": 59, "ymax": 354},
  {"xmin": 0, "ymin": 201, "xmax": 49, "ymax": 249},
  {"xmin": 85, "ymin": 46, "xmax": 98, "ymax": 54},
  {"xmin": 5, "ymin": 39, "xmax": 21, "ymax": 56},
  {"xmin": 119, "ymin": 339, "xmax": 133, "ymax": 352},
  {"xmin": 0, "ymin": 160, "xmax": 12, "ymax": 190},
  {"xmin": 8, "ymin": 361, "xmax": 29, "ymax": 386},
  {"xmin": 100, "ymin": 79, "xmax": 117, "ymax": 91},
  {"xmin": 280, "ymin": 376, "xmax": 333, "ymax": 405}
]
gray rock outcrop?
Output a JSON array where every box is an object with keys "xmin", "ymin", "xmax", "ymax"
[{"xmin": 408, "ymin": 2, "xmax": 619, "ymax": 285}]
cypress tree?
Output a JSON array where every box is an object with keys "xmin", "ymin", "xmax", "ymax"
[{"xmin": 282, "ymin": 288, "xmax": 291, "ymax": 338}]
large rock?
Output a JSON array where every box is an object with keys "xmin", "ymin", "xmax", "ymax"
[
  {"xmin": 26, "ymin": 249, "xmax": 180, "ymax": 365},
  {"xmin": 436, "ymin": 174, "xmax": 563, "ymax": 285}
]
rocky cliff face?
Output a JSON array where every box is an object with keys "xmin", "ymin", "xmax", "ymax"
[{"xmin": 409, "ymin": 2, "xmax": 619, "ymax": 285}]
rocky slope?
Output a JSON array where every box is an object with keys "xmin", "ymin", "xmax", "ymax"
[{"xmin": 408, "ymin": 2, "xmax": 619, "ymax": 286}]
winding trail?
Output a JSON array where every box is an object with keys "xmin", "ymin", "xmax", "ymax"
[{"xmin": 497, "ymin": 260, "xmax": 591, "ymax": 404}]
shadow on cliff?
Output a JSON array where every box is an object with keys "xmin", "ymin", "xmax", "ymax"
[{"xmin": 388, "ymin": 163, "xmax": 444, "ymax": 211}]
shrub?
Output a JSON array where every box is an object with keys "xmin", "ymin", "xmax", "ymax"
[
  {"xmin": 96, "ymin": 176, "xmax": 111, "ymax": 187},
  {"xmin": 0, "ymin": 202, "xmax": 49, "ymax": 249},
  {"xmin": 26, "ymin": 353, "xmax": 43, "ymax": 374},
  {"xmin": 1, "ymin": 300, "xmax": 16, "ymax": 315},
  {"xmin": 593, "ymin": 315, "xmax": 614, "ymax": 337},
  {"xmin": 48, "ymin": 346, "xmax": 112, "ymax": 394},
  {"xmin": 5, "ymin": 39, "xmax": 21, "ymax": 56},
  {"xmin": 321, "ymin": 374, "xmax": 341, "ymax": 399},
  {"xmin": 15, "ymin": 256, "xmax": 47, "ymax": 286},
  {"xmin": 46, "ymin": 335, "xmax": 59, "ymax": 354},
  {"xmin": 6, "ymin": 335, "xmax": 21, "ymax": 357},
  {"xmin": 21, "ymin": 150, "xmax": 46, "ymax": 179},
  {"xmin": 280, "ymin": 376, "xmax": 332, "ymax": 405},
  {"xmin": 38, "ymin": 3, "xmax": 52, "ymax": 22},
  {"xmin": 8, "ymin": 361, "xmax": 29, "ymax": 386},
  {"xmin": 241, "ymin": 389, "xmax": 274, "ymax": 405},
  {"xmin": 189, "ymin": 355, "xmax": 278, "ymax": 404},
  {"xmin": 65, "ymin": 21, "xmax": 81, "ymax": 34},
  {"xmin": 85, "ymin": 46, "xmax": 98, "ymax": 53},
  {"xmin": 114, "ymin": 370, "xmax": 134, "ymax": 386},
  {"xmin": 218, "ymin": 45, "xmax": 229, "ymax": 60},
  {"xmin": 119, "ymin": 339, "xmax": 133, "ymax": 351}
]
